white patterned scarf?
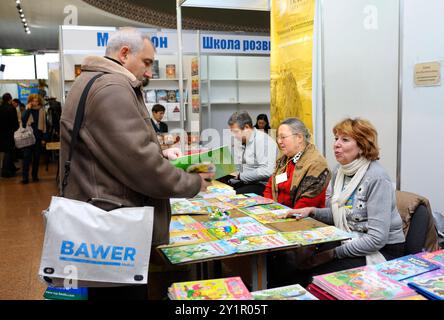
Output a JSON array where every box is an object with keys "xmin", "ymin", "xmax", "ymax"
[{"xmin": 332, "ymin": 157, "xmax": 386, "ymax": 265}]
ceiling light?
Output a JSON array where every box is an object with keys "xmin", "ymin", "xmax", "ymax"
[
  {"xmin": 26, "ymin": 30, "xmax": 31, "ymax": 34},
  {"xmin": 20, "ymin": 14, "xmax": 24, "ymax": 18},
  {"xmin": 21, "ymin": 18, "xmax": 26, "ymax": 22},
  {"xmin": 16, "ymin": 0, "xmax": 21, "ymax": 4}
]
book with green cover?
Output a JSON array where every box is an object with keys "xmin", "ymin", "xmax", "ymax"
[
  {"xmin": 281, "ymin": 226, "xmax": 351, "ymax": 246},
  {"xmin": 168, "ymin": 277, "xmax": 252, "ymax": 300},
  {"xmin": 160, "ymin": 240, "xmax": 237, "ymax": 264},
  {"xmin": 170, "ymin": 145, "xmax": 236, "ymax": 179},
  {"xmin": 252, "ymin": 284, "xmax": 318, "ymax": 300}
]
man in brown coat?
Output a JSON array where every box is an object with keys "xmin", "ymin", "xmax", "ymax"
[{"xmin": 60, "ymin": 28, "xmax": 213, "ymax": 299}]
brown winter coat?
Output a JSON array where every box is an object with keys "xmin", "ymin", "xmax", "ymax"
[
  {"xmin": 396, "ymin": 190, "xmax": 440, "ymax": 252},
  {"xmin": 60, "ymin": 56, "xmax": 201, "ymax": 246}
]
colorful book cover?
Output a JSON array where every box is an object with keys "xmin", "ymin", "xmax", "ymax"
[
  {"xmin": 281, "ymin": 226, "xmax": 350, "ymax": 246},
  {"xmin": 415, "ymin": 249, "xmax": 444, "ymax": 267},
  {"xmin": 171, "ymin": 146, "xmax": 236, "ymax": 180},
  {"xmin": 226, "ymin": 196, "xmax": 275, "ymax": 208},
  {"xmin": 247, "ymin": 212, "xmax": 295, "ymax": 224},
  {"xmin": 252, "ymin": 284, "xmax": 318, "ymax": 300},
  {"xmin": 401, "ymin": 267, "xmax": 444, "ymax": 284},
  {"xmin": 216, "ymin": 194, "xmax": 248, "ymax": 202},
  {"xmin": 151, "ymin": 60, "xmax": 159, "ymax": 79},
  {"xmin": 43, "ymin": 286, "xmax": 88, "ymax": 300},
  {"xmin": 243, "ymin": 203, "xmax": 291, "ymax": 215},
  {"xmin": 169, "ymin": 277, "xmax": 252, "ymax": 300},
  {"xmin": 156, "ymin": 89, "xmax": 168, "ymax": 103},
  {"xmin": 196, "ymin": 189, "xmax": 236, "ymax": 198},
  {"xmin": 225, "ymin": 233, "xmax": 291, "ymax": 253},
  {"xmin": 312, "ymin": 266, "xmax": 416, "ymax": 300},
  {"xmin": 201, "ymin": 219, "xmax": 236, "ymax": 229},
  {"xmin": 168, "ymin": 229, "xmax": 218, "ymax": 246},
  {"xmin": 169, "ymin": 215, "xmax": 205, "ymax": 232},
  {"xmin": 372, "ymin": 255, "xmax": 441, "ymax": 281},
  {"xmin": 170, "ymin": 199, "xmax": 207, "ymax": 215},
  {"xmin": 408, "ymin": 274, "xmax": 444, "ymax": 300},
  {"xmin": 161, "ymin": 240, "xmax": 237, "ymax": 264},
  {"xmin": 207, "ymin": 217, "xmax": 276, "ymax": 240}
]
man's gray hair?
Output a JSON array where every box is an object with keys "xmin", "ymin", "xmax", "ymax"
[
  {"xmin": 228, "ymin": 111, "xmax": 253, "ymax": 129},
  {"xmin": 105, "ymin": 27, "xmax": 153, "ymax": 56},
  {"xmin": 280, "ymin": 118, "xmax": 311, "ymax": 143}
]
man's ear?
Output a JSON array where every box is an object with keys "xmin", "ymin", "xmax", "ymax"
[{"xmin": 117, "ymin": 46, "xmax": 131, "ymax": 64}]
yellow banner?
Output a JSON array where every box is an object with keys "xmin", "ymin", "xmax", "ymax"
[{"xmin": 271, "ymin": 0, "xmax": 315, "ymax": 132}]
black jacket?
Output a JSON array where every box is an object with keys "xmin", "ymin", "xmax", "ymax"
[
  {"xmin": 150, "ymin": 118, "xmax": 168, "ymax": 133},
  {"xmin": 0, "ymin": 103, "xmax": 19, "ymax": 152}
]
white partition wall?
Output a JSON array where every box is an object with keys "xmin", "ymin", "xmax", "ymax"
[
  {"xmin": 322, "ymin": 0, "xmax": 400, "ymax": 181},
  {"xmin": 401, "ymin": 0, "xmax": 444, "ymax": 213}
]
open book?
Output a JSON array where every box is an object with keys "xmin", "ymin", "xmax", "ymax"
[{"xmin": 170, "ymin": 145, "xmax": 236, "ymax": 179}]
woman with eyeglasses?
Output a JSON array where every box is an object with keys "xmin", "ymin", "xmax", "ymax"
[{"xmin": 263, "ymin": 118, "xmax": 331, "ymax": 209}]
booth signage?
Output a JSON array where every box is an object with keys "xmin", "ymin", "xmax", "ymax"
[
  {"xmin": 200, "ymin": 34, "xmax": 270, "ymax": 54},
  {"xmin": 414, "ymin": 62, "xmax": 441, "ymax": 87}
]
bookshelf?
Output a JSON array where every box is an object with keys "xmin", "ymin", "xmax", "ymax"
[{"xmin": 200, "ymin": 55, "xmax": 271, "ymax": 148}]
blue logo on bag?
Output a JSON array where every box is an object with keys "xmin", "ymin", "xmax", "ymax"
[{"xmin": 59, "ymin": 240, "xmax": 136, "ymax": 267}]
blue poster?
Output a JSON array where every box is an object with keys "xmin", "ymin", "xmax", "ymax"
[{"xmin": 17, "ymin": 83, "xmax": 39, "ymax": 105}]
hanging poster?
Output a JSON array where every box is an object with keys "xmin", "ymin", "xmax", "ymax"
[
  {"xmin": 191, "ymin": 57, "xmax": 200, "ymax": 113},
  {"xmin": 270, "ymin": 0, "xmax": 315, "ymax": 132},
  {"xmin": 17, "ymin": 82, "xmax": 39, "ymax": 105}
]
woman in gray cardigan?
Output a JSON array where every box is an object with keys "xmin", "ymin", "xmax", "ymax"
[{"xmin": 287, "ymin": 118, "xmax": 405, "ymax": 276}]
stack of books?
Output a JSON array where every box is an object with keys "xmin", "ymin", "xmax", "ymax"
[
  {"xmin": 252, "ymin": 284, "xmax": 318, "ymax": 300},
  {"xmin": 311, "ymin": 249, "xmax": 444, "ymax": 300}
]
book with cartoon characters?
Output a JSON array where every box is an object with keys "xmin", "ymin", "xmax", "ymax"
[
  {"xmin": 252, "ymin": 284, "xmax": 318, "ymax": 300},
  {"xmin": 168, "ymin": 277, "xmax": 252, "ymax": 300},
  {"xmin": 372, "ymin": 255, "xmax": 441, "ymax": 281},
  {"xmin": 415, "ymin": 249, "xmax": 444, "ymax": 267},
  {"xmin": 312, "ymin": 266, "xmax": 416, "ymax": 300},
  {"xmin": 407, "ymin": 274, "xmax": 444, "ymax": 300}
]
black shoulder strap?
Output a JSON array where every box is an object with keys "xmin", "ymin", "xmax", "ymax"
[{"xmin": 61, "ymin": 73, "xmax": 104, "ymax": 196}]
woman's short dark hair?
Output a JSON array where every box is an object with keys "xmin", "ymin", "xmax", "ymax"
[
  {"xmin": 2, "ymin": 93, "xmax": 12, "ymax": 103},
  {"xmin": 227, "ymin": 111, "xmax": 253, "ymax": 129},
  {"xmin": 152, "ymin": 104, "xmax": 165, "ymax": 113}
]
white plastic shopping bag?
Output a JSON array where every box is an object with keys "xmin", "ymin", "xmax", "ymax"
[{"xmin": 38, "ymin": 196, "xmax": 154, "ymax": 287}]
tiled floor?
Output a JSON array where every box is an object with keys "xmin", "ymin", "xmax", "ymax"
[{"xmin": 0, "ymin": 161, "xmax": 58, "ymax": 300}]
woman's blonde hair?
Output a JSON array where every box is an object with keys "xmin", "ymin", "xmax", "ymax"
[
  {"xmin": 27, "ymin": 94, "xmax": 44, "ymax": 106},
  {"xmin": 333, "ymin": 118, "xmax": 380, "ymax": 161}
]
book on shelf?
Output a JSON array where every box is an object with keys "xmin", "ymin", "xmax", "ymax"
[
  {"xmin": 168, "ymin": 277, "xmax": 252, "ymax": 300},
  {"xmin": 74, "ymin": 64, "xmax": 82, "ymax": 77},
  {"xmin": 167, "ymin": 90, "xmax": 177, "ymax": 102},
  {"xmin": 170, "ymin": 145, "xmax": 236, "ymax": 180},
  {"xmin": 166, "ymin": 64, "xmax": 176, "ymax": 79},
  {"xmin": 415, "ymin": 249, "xmax": 444, "ymax": 267},
  {"xmin": 407, "ymin": 274, "xmax": 444, "ymax": 300},
  {"xmin": 144, "ymin": 89, "xmax": 156, "ymax": 103},
  {"xmin": 152, "ymin": 60, "xmax": 159, "ymax": 79},
  {"xmin": 372, "ymin": 254, "xmax": 441, "ymax": 282},
  {"xmin": 312, "ymin": 266, "xmax": 416, "ymax": 300},
  {"xmin": 156, "ymin": 89, "xmax": 168, "ymax": 103},
  {"xmin": 252, "ymin": 284, "xmax": 318, "ymax": 300}
]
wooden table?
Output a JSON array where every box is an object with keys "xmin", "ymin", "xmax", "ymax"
[{"xmin": 157, "ymin": 209, "xmax": 333, "ymax": 291}]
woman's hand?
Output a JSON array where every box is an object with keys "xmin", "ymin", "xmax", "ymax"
[
  {"xmin": 283, "ymin": 207, "xmax": 315, "ymax": 220},
  {"xmin": 26, "ymin": 103, "xmax": 32, "ymax": 110}
]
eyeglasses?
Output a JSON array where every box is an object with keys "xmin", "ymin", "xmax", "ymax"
[{"xmin": 276, "ymin": 133, "xmax": 297, "ymax": 141}]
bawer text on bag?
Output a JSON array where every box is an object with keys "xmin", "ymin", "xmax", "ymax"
[{"xmin": 60, "ymin": 240, "xmax": 137, "ymax": 265}]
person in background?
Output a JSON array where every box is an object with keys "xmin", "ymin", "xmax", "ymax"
[
  {"xmin": 60, "ymin": 27, "xmax": 213, "ymax": 300},
  {"xmin": 226, "ymin": 111, "xmax": 278, "ymax": 195},
  {"xmin": 286, "ymin": 118, "xmax": 405, "ymax": 285},
  {"xmin": 0, "ymin": 93, "xmax": 19, "ymax": 178},
  {"xmin": 254, "ymin": 113, "xmax": 271, "ymax": 134},
  {"xmin": 151, "ymin": 103, "xmax": 168, "ymax": 133},
  {"xmin": 12, "ymin": 98, "xmax": 26, "ymax": 125},
  {"xmin": 263, "ymin": 118, "xmax": 330, "ymax": 209},
  {"xmin": 21, "ymin": 94, "xmax": 47, "ymax": 183}
]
